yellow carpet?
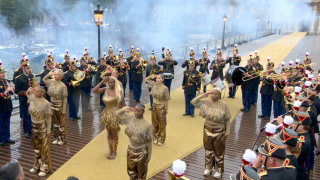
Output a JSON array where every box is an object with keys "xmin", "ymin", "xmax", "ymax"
[{"xmin": 48, "ymin": 32, "xmax": 306, "ymax": 180}]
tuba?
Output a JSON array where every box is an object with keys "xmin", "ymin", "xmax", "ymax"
[{"xmin": 71, "ymin": 69, "xmax": 86, "ymax": 87}]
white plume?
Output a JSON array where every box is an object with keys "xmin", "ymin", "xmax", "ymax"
[
  {"xmin": 242, "ymin": 149, "xmax": 257, "ymax": 163},
  {"xmin": 284, "ymin": 116, "xmax": 294, "ymax": 125},
  {"xmin": 265, "ymin": 123, "xmax": 277, "ymax": 134},
  {"xmin": 172, "ymin": 159, "xmax": 186, "ymax": 176}
]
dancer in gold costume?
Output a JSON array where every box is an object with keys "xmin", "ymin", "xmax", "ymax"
[
  {"xmin": 27, "ymin": 87, "xmax": 52, "ymax": 177},
  {"xmin": 191, "ymin": 88, "xmax": 231, "ymax": 178},
  {"xmin": 145, "ymin": 74, "xmax": 170, "ymax": 146},
  {"xmin": 116, "ymin": 104, "xmax": 153, "ymax": 180},
  {"xmin": 93, "ymin": 76, "xmax": 124, "ymax": 159},
  {"xmin": 43, "ymin": 69, "xmax": 68, "ymax": 145}
]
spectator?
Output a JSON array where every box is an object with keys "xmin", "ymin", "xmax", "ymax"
[
  {"xmin": 0, "ymin": 161, "xmax": 24, "ymax": 180},
  {"xmin": 66, "ymin": 176, "xmax": 79, "ymax": 180}
]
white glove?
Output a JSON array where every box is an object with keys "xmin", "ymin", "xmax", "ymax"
[
  {"xmin": 182, "ymin": 89, "xmax": 184, "ymax": 93},
  {"xmin": 146, "ymin": 83, "xmax": 148, "ymax": 87},
  {"xmin": 196, "ymin": 91, "xmax": 199, "ymax": 94}
]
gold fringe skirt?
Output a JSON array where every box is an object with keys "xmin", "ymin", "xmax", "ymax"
[{"xmin": 100, "ymin": 109, "xmax": 120, "ymax": 130}]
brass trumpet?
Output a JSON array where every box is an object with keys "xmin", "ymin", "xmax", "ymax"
[{"xmin": 242, "ymin": 73, "xmax": 260, "ymax": 81}]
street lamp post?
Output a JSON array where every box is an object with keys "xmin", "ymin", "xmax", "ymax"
[
  {"xmin": 222, "ymin": 14, "xmax": 227, "ymax": 49},
  {"xmin": 93, "ymin": 5, "xmax": 104, "ymax": 85},
  {"xmin": 271, "ymin": 18, "xmax": 273, "ymax": 33},
  {"xmin": 256, "ymin": 17, "xmax": 260, "ymax": 39}
]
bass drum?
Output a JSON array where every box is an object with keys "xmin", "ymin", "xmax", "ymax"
[{"xmin": 225, "ymin": 65, "xmax": 246, "ymax": 85}]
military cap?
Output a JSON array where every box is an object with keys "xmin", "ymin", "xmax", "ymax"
[
  {"xmin": 108, "ymin": 45, "xmax": 113, "ymax": 53},
  {"xmin": 230, "ymin": 165, "xmax": 260, "ymax": 180},
  {"xmin": 216, "ymin": 47, "xmax": 222, "ymax": 56},
  {"xmin": 233, "ymin": 44, "xmax": 238, "ymax": 53},
  {"xmin": 150, "ymin": 50, "xmax": 156, "ymax": 60},
  {"xmin": 118, "ymin": 49, "xmax": 123, "ymax": 57},
  {"xmin": 293, "ymin": 111, "xmax": 310, "ymax": 125},
  {"xmin": 275, "ymin": 128, "xmax": 298, "ymax": 147},
  {"xmin": 134, "ymin": 48, "xmax": 141, "ymax": 56},
  {"xmin": 258, "ymin": 138, "xmax": 286, "ymax": 159}
]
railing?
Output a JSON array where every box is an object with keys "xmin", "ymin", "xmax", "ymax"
[
  {"xmin": 138, "ymin": 29, "xmax": 273, "ymax": 62},
  {"xmin": 10, "ymin": 29, "xmax": 273, "ymax": 109}
]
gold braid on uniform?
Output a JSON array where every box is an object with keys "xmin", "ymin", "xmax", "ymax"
[
  {"xmin": 147, "ymin": 80, "xmax": 170, "ymax": 102},
  {"xmin": 125, "ymin": 117, "xmax": 153, "ymax": 144},
  {"xmin": 28, "ymin": 95, "xmax": 53, "ymax": 120},
  {"xmin": 47, "ymin": 81, "xmax": 68, "ymax": 100}
]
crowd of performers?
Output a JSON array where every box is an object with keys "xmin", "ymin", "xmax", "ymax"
[{"xmin": 0, "ymin": 43, "xmax": 319, "ymax": 180}]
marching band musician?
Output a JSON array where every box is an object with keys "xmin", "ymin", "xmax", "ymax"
[
  {"xmin": 198, "ymin": 48, "xmax": 210, "ymax": 93},
  {"xmin": 146, "ymin": 50, "xmax": 162, "ymax": 110},
  {"xmin": 258, "ymin": 61, "xmax": 275, "ymax": 120},
  {"xmin": 15, "ymin": 63, "xmax": 36, "ymax": 138},
  {"xmin": 251, "ymin": 51, "xmax": 264, "ymax": 106},
  {"xmin": 272, "ymin": 67, "xmax": 287, "ymax": 118},
  {"xmin": 40, "ymin": 58, "xmax": 55, "ymax": 101},
  {"xmin": 78, "ymin": 56, "xmax": 96, "ymax": 112},
  {"xmin": 290, "ymin": 111, "xmax": 311, "ymax": 180},
  {"xmin": 0, "ymin": 63, "xmax": 15, "ymax": 146},
  {"xmin": 145, "ymin": 73, "xmax": 170, "ymax": 146},
  {"xmin": 13, "ymin": 53, "xmax": 28, "ymax": 84},
  {"xmin": 182, "ymin": 48, "xmax": 199, "ymax": 70},
  {"xmin": 127, "ymin": 46, "xmax": 135, "ymax": 92},
  {"xmin": 287, "ymin": 64, "xmax": 304, "ymax": 86},
  {"xmin": 13, "ymin": 54, "xmax": 28, "ymax": 121},
  {"xmin": 209, "ymin": 47, "xmax": 225, "ymax": 81},
  {"xmin": 191, "ymin": 88, "xmax": 231, "ymax": 178},
  {"xmin": 182, "ymin": 60, "xmax": 201, "ymax": 117},
  {"xmin": 226, "ymin": 45, "xmax": 241, "ymax": 98},
  {"xmin": 158, "ymin": 48, "xmax": 177, "ymax": 93},
  {"xmin": 97, "ymin": 56, "xmax": 108, "ymax": 109},
  {"xmin": 106, "ymin": 45, "xmax": 117, "ymax": 68},
  {"xmin": 63, "ymin": 60, "xmax": 81, "ymax": 121},
  {"xmin": 61, "ymin": 50, "xmax": 70, "ymax": 72},
  {"xmin": 114, "ymin": 49, "xmax": 130, "ymax": 97},
  {"xmin": 240, "ymin": 58, "xmax": 255, "ymax": 112},
  {"xmin": 43, "ymin": 69, "xmax": 68, "ymax": 145},
  {"xmin": 130, "ymin": 48, "xmax": 144, "ymax": 102},
  {"xmin": 26, "ymin": 87, "xmax": 52, "ymax": 177},
  {"xmin": 303, "ymin": 52, "xmax": 314, "ymax": 73}
]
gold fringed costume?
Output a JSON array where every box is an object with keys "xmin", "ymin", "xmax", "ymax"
[
  {"xmin": 43, "ymin": 74, "xmax": 68, "ymax": 143},
  {"xmin": 27, "ymin": 90, "xmax": 53, "ymax": 174},
  {"xmin": 116, "ymin": 108, "xmax": 153, "ymax": 180},
  {"xmin": 101, "ymin": 93, "xmax": 121, "ymax": 129},
  {"xmin": 191, "ymin": 94, "xmax": 231, "ymax": 174},
  {"xmin": 146, "ymin": 76, "xmax": 170, "ymax": 144}
]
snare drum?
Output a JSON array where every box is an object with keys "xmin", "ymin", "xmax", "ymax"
[
  {"xmin": 201, "ymin": 72, "xmax": 211, "ymax": 86},
  {"xmin": 210, "ymin": 77, "xmax": 226, "ymax": 90},
  {"xmin": 163, "ymin": 73, "xmax": 174, "ymax": 79}
]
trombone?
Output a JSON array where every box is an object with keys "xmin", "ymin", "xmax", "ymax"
[{"xmin": 242, "ymin": 72, "xmax": 260, "ymax": 81}]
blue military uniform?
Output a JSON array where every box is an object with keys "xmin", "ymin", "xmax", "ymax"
[
  {"xmin": 62, "ymin": 61, "xmax": 80, "ymax": 120},
  {"xmin": 130, "ymin": 49, "xmax": 143, "ymax": 102},
  {"xmin": 0, "ymin": 65, "xmax": 15, "ymax": 146},
  {"xmin": 198, "ymin": 48, "xmax": 210, "ymax": 93},
  {"xmin": 158, "ymin": 50, "xmax": 177, "ymax": 93},
  {"xmin": 226, "ymin": 55, "xmax": 241, "ymax": 98},
  {"xmin": 182, "ymin": 62, "xmax": 201, "ymax": 117},
  {"xmin": 241, "ymin": 60, "xmax": 255, "ymax": 112},
  {"xmin": 114, "ymin": 49, "xmax": 130, "ymax": 98}
]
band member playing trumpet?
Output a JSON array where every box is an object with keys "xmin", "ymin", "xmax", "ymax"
[
  {"xmin": 97, "ymin": 57, "xmax": 108, "ymax": 109},
  {"xmin": 116, "ymin": 104, "xmax": 153, "ymax": 180},
  {"xmin": 61, "ymin": 50, "xmax": 70, "ymax": 72},
  {"xmin": 251, "ymin": 51, "xmax": 264, "ymax": 106},
  {"xmin": 258, "ymin": 62, "xmax": 275, "ymax": 120},
  {"xmin": 62, "ymin": 60, "xmax": 81, "ymax": 121},
  {"xmin": 93, "ymin": 76, "xmax": 124, "ymax": 159},
  {"xmin": 182, "ymin": 60, "xmax": 201, "ymax": 117},
  {"xmin": 15, "ymin": 63, "xmax": 36, "ymax": 138},
  {"xmin": 226, "ymin": 45, "xmax": 241, "ymax": 98},
  {"xmin": 158, "ymin": 48, "xmax": 178, "ymax": 93},
  {"xmin": 182, "ymin": 48, "xmax": 199, "ymax": 70},
  {"xmin": 43, "ymin": 69, "xmax": 67, "ymax": 145},
  {"xmin": 199, "ymin": 48, "xmax": 211, "ymax": 93},
  {"xmin": 272, "ymin": 67, "xmax": 287, "ymax": 118},
  {"xmin": 210, "ymin": 47, "xmax": 225, "ymax": 81},
  {"xmin": 146, "ymin": 73, "xmax": 169, "ymax": 146},
  {"xmin": 303, "ymin": 52, "xmax": 314, "ymax": 73},
  {"xmin": 191, "ymin": 88, "xmax": 231, "ymax": 178},
  {"xmin": 78, "ymin": 57, "xmax": 96, "ymax": 112},
  {"xmin": 0, "ymin": 63, "xmax": 15, "ymax": 146},
  {"xmin": 240, "ymin": 59, "xmax": 255, "ymax": 112},
  {"xmin": 287, "ymin": 66, "xmax": 304, "ymax": 86},
  {"xmin": 114, "ymin": 49, "xmax": 130, "ymax": 97},
  {"xmin": 106, "ymin": 45, "xmax": 117, "ymax": 68},
  {"xmin": 127, "ymin": 46, "xmax": 135, "ymax": 92},
  {"xmin": 131, "ymin": 48, "xmax": 144, "ymax": 102},
  {"xmin": 27, "ymin": 87, "xmax": 52, "ymax": 177},
  {"xmin": 40, "ymin": 58, "xmax": 55, "ymax": 101},
  {"xmin": 146, "ymin": 51, "xmax": 162, "ymax": 110}
]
